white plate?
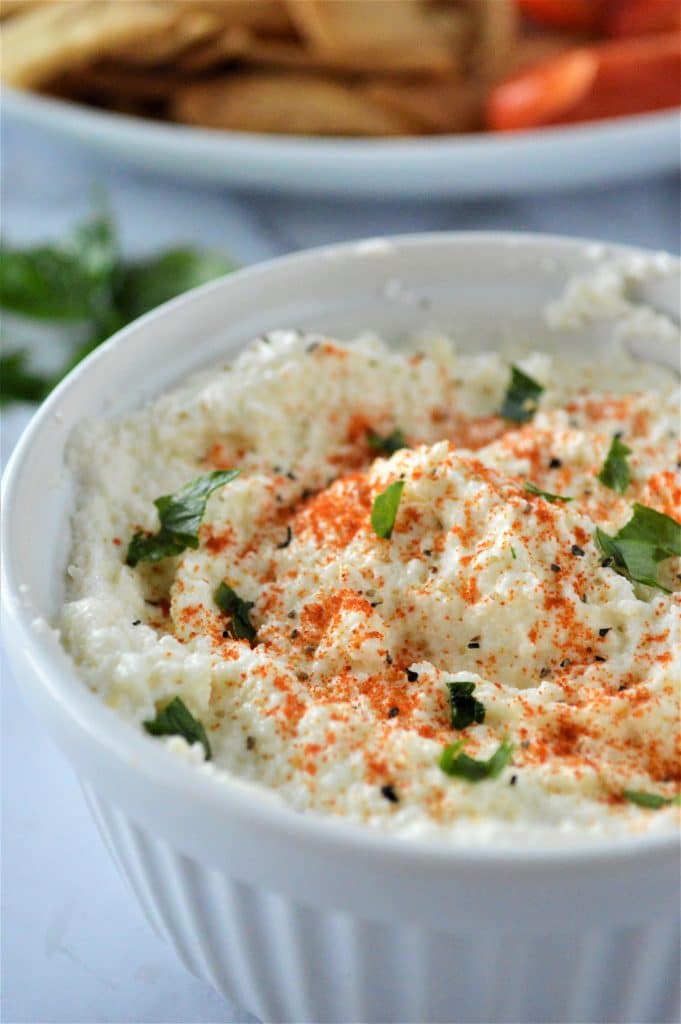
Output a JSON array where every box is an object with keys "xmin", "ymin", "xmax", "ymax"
[{"xmin": 4, "ymin": 86, "xmax": 680, "ymax": 197}]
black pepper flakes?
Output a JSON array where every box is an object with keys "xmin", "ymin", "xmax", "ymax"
[
  {"xmin": 549, "ymin": 457, "xmax": 562, "ymax": 469},
  {"xmin": 601, "ymin": 557, "xmax": 614, "ymax": 568},
  {"xmin": 594, "ymin": 655, "xmax": 606, "ymax": 663},
  {"xmin": 423, "ymin": 549, "xmax": 433, "ymax": 557},
  {"xmin": 276, "ymin": 526, "xmax": 293, "ymax": 550},
  {"xmin": 222, "ymin": 630, "xmax": 230, "ymax": 639},
  {"xmin": 560, "ymin": 659, "xmax": 571, "ymax": 668},
  {"xmin": 467, "ymin": 641, "xmax": 481, "ymax": 650},
  {"xmin": 385, "ymin": 653, "xmax": 393, "ymax": 665},
  {"xmin": 406, "ymin": 669, "xmax": 419, "ymax": 682},
  {"xmin": 381, "ymin": 784, "xmax": 399, "ymax": 804},
  {"xmin": 599, "ymin": 627, "xmax": 611, "ymax": 637},
  {"xmin": 132, "ymin": 619, "xmax": 141, "ymax": 626},
  {"xmin": 305, "ymin": 341, "xmax": 319, "ymax": 354},
  {"xmin": 246, "ymin": 736, "xmax": 256, "ymax": 750},
  {"xmin": 290, "ymin": 628, "xmax": 299, "ymax": 639},
  {"xmin": 509, "ymin": 775, "xmax": 518, "ymax": 786},
  {"xmin": 388, "ymin": 707, "xmax": 399, "ymax": 718},
  {"xmin": 550, "ymin": 563, "xmax": 561, "ymax": 573},
  {"xmin": 539, "ymin": 666, "xmax": 552, "ymax": 679},
  {"xmin": 571, "ymin": 544, "xmax": 585, "ymax": 557}
]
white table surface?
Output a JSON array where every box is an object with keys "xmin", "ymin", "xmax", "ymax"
[{"xmin": 2, "ymin": 120, "xmax": 680, "ymax": 1024}]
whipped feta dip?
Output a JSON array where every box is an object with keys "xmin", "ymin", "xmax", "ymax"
[{"xmin": 62, "ymin": 314, "xmax": 681, "ymax": 841}]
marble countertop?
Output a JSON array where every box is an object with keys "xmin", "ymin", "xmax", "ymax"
[{"xmin": 2, "ymin": 120, "xmax": 679, "ymax": 1024}]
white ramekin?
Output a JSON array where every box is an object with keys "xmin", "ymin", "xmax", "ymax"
[{"xmin": 2, "ymin": 234, "xmax": 679, "ymax": 1024}]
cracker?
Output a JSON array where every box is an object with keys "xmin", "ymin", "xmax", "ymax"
[
  {"xmin": 171, "ymin": 71, "xmax": 423, "ymax": 135},
  {"xmin": 106, "ymin": 9, "xmax": 224, "ymax": 68},
  {"xmin": 281, "ymin": 0, "xmax": 459, "ymax": 74},
  {"xmin": 364, "ymin": 77, "xmax": 484, "ymax": 134},
  {"xmin": 1, "ymin": 0, "xmax": 182, "ymax": 87}
]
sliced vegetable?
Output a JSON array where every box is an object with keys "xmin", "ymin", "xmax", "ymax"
[
  {"xmin": 144, "ymin": 696, "xmax": 211, "ymax": 759},
  {"xmin": 487, "ymin": 48, "xmax": 598, "ymax": 131},
  {"xmin": 516, "ymin": 0, "xmax": 604, "ymax": 31},
  {"xmin": 126, "ymin": 469, "xmax": 240, "ymax": 566},
  {"xmin": 371, "ymin": 480, "xmax": 404, "ymax": 539}
]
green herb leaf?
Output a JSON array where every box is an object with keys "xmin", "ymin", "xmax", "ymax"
[
  {"xmin": 446, "ymin": 680, "xmax": 486, "ymax": 730},
  {"xmin": 0, "ymin": 204, "xmax": 236, "ymax": 406},
  {"xmin": 126, "ymin": 469, "xmax": 240, "ymax": 566},
  {"xmin": 597, "ymin": 436, "xmax": 632, "ymax": 494},
  {"xmin": 0, "ymin": 350, "xmax": 53, "ymax": 405},
  {"xmin": 524, "ymin": 481, "xmax": 573, "ymax": 503},
  {"xmin": 214, "ymin": 582, "xmax": 256, "ymax": 644},
  {"xmin": 596, "ymin": 503, "xmax": 681, "ymax": 592},
  {"xmin": 500, "ymin": 365, "xmax": 544, "ymax": 423},
  {"xmin": 623, "ymin": 789, "xmax": 680, "ymax": 810},
  {"xmin": 440, "ymin": 738, "xmax": 514, "ymax": 782},
  {"xmin": 367, "ymin": 428, "xmax": 408, "ymax": 456},
  {"xmin": 144, "ymin": 696, "xmax": 211, "ymax": 759},
  {"xmin": 116, "ymin": 248, "xmax": 235, "ymax": 321},
  {"xmin": 0, "ymin": 211, "xmax": 118, "ymax": 322},
  {"xmin": 371, "ymin": 480, "xmax": 404, "ymax": 539}
]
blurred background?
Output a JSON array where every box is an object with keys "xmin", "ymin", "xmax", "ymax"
[{"xmin": 2, "ymin": 1, "xmax": 680, "ymax": 1021}]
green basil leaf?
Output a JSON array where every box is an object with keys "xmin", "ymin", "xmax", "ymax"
[
  {"xmin": 126, "ymin": 469, "xmax": 240, "ymax": 566},
  {"xmin": 447, "ymin": 680, "xmax": 486, "ymax": 730},
  {"xmin": 0, "ymin": 350, "xmax": 52, "ymax": 405},
  {"xmin": 440, "ymin": 738, "xmax": 514, "ymax": 782},
  {"xmin": 597, "ymin": 436, "xmax": 632, "ymax": 494},
  {"xmin": 371, "ymin": 480, "xmax": 404, "ymax": 539},
  {"xmin": 500, "ymin": 365, "xmax": 544, "ymax": 423},
  {"xmin": 367, "ymin": 428, "xmax": 408, "ymax": 456},
  {"xmin": 144, "ymin": 696, "xmax": 211, "ymax": 759},
  {"xmin": 623, "ymin": 789, "xmax": 680, "ymax": 810},
  {"xmin": 596, "ymin": 503, "xmax": 681, "ymax": 592},
  {"xmin": 524, "ymin": 481, "xmax": 573, "ymax": 503},
  {"xmin": 116, "ymin": 248, "xmax": 235, "ymax": 321},
  {"xmin": 214, "ymin": 582, "xmax": 257, "ymax": 644}
]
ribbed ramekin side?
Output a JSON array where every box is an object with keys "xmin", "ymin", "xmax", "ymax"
[{"xmin": 82, "ymin": 785, "xmax": 680, "ymax": 1024}]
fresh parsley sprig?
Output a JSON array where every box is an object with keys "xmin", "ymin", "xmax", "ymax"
[
  {"xmin": 144, "ymin": 696, "xmax": 212, "ymax": 759},
  {"xmin": 596, "ymin": 503, "xmax": 681, "ymax": 592},
  {"xmin": 447, "ymin": 680, "xmax": 485, "ymax": 730},
  {"xmin": 214, "ymin": 582, "xmax": 257, "ymax": 644},
  {"xmin": 1, "ymin": 207, "xmax": 235, "ymax": 405},
  {"xmin": 440, "ymin": 738, "xmax": 513, "ymax": 782},
  {"xmin": 371, "ymin": 480, "xmax": 404, "ymax": 539},
  {"xmin": 500, "ymin": 365, "xmax": 544, "ymax": 423},
  {"xmin": 597, "ymin": 436, "xmax": 632, "ymax": 494},
  {"xmin": 524, "ymin": 481, "xmax": 573, "ymax": 503},
  {"xmin": 126, "ymin": 469, "xmax": 240, "ymax": 566},
  {"xmin": 367, "ymin": 428, "xmax": 408, "ymax": 456},
  {"xmin": 623, "ymin": 789, "xmax": 681, "ymax": 810}
]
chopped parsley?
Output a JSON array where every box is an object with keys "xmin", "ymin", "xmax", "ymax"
[
  {"xmin": 446, "ymin": 680, "xmax": 485, "ymax": 730},
  {"xmin": 597, "ymin": 436, "xmax": 632, "ymax": 494},
  {"xmin": 440, "ymin": 738, "xmax": 513, "ymax": 782},
  {"xmin": 144, "ymin": 696, "xmax": 211, "ymax": 759},
  {"xmin": 214, "ymin": 582, "xmax": 256, "ymax": 644},
  {"xmin": 623, "ymin": 789, "xmax": 681, "ymax": 810},
  {"xmin": 524, "ymin": 481, "xmax": 573, "ymax": 503},
  {"xmin": 126, "ymin": 469, "xmax": 240, "ymax": 566},
  {"xmin": 500, "ymin": 365, "xmax": 544, "ymax": 423},
  {"xmin": 371, "ymin": 480, "xmax": 404, "ymax": 539},
  {"xmin": 367, "ymin": 428, "xmax": 408, "ymax": 456},
  {"xmin": 596, "ymin": 503, "xmax": 681, "ymax": 592}
]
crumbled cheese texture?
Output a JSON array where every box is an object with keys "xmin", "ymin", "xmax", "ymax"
[{"xmin": 63, "ymin": 326, "xmax": 681, "ymax": 842}]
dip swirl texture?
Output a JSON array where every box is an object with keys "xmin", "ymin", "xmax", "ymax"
[{"xmin": 63, "ymin": 330, "xmax": 681, "ymax": 841}]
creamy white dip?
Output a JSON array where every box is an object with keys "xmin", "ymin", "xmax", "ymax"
[{"xmin": 62, "ymin": 275, "xmax": 681, "ymax": 842}]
